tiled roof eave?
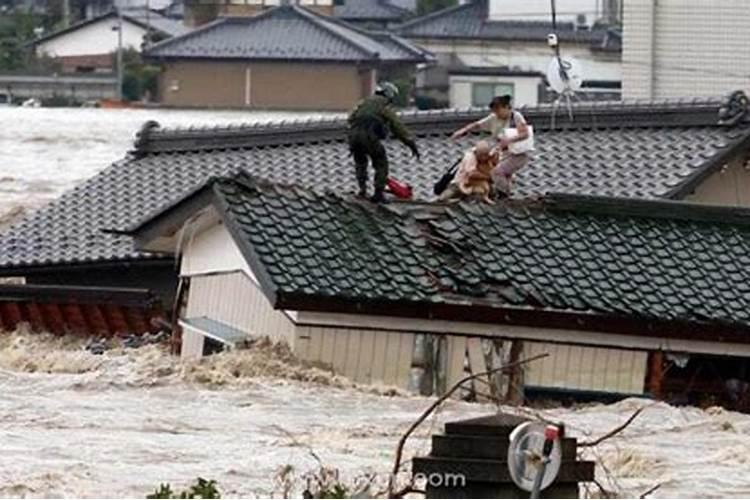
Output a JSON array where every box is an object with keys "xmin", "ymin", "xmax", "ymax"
[
  {"xmin": 276, "ymin": 290, "xmax": 750, "ymax": 342},
  {"xmin": 0, "ymin": 254, "xmax": 173, "ymax": 276},
  {"xmin": 400, "ymin": 32, "xmax": 604, "ymax": 44},
  {"xmin": 663, "ymin": 129, "xmax": 750, "ymax": 200}
]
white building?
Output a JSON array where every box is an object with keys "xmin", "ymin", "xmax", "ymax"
[
  {"xmin": 33, "ymin": 9, "xmax": 188, "ymax": 72},
  {"xmin": 622, "ymin": 0, "xmax": 750, "ymax": 100},
  {"xmin": 397, "ymin": 0, "xmax": 622, "ymax": 107},
  {"xmin": 448, "ymin": 68, "xmax": 544, "ymax": 108}
]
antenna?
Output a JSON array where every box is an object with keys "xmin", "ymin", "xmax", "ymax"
[
  {"xmin": 507, "ymin": 421, "xmax": 563, "ymax": 498},
  {"xmin": 547, "ymin": 0, "xmax": 585, "ymax": 128}
]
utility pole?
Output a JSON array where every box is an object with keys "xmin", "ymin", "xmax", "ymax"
[
  {"xmin": 62, "ymin": 0, "xmax": 70, "ymax": 27},
  {"xmin": 116, "ymin": 5, "xmax": 123, "ymax": 101}
]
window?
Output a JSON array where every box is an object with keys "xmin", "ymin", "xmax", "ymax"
[{"xmin": 471, "ymin": 82, "xmax": 515, "ymax": 108}]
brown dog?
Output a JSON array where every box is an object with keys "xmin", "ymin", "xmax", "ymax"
[{"xmin": 459, "ymin": 140, "xmax": 498, "ymax": 204}]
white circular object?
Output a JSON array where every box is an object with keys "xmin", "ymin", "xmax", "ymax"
[
  {"xmin": 507, "ymin": 421, "xmax": 562, "ymax": 492},
  {"xmin": 546, "ymin": 56, "xmax": 584, "ymax": 94}
]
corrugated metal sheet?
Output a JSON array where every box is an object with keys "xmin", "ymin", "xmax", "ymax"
[
  {"xmin": 294, "ymin": 325, "xmax": 415, "ymax": 390},
  {"xmin": 525, "ymin": 342, "xmax": 648, "ymax": 394},
  {"xmin": 186, "ymin": 271, "xmax": 294, "ymax": 345}
]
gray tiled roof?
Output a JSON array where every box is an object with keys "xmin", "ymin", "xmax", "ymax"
[
  {"xmin": 395, "ymin": 0, "xmax": 617, "ymax": 48},
  {"xmin": 0, "ymin": 96, "xmax": 749, "ymax": 273},
  {"xmin": 145, "ymin": 4, "xmax": 429, "ymax": 62},
  {"xmin": 31, "ymin": 8, "xmax": 188, "ymax": 44},
  {"xmin": 334, "ymin": 0, "xmax": 412, "ymax": 22},
  {"xmin": 134, "ymin": 172, "xmax": 750, "ymax": 333},
  {"xmin": 121, "ymin": 7, "xmax": 190, "ymax": 37}
]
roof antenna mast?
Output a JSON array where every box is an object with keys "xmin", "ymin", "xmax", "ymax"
[{"xmin": 547, "ymin": 0, "xmax": 583, "ymax": 128}]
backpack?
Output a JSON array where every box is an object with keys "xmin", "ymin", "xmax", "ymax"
[{"xmin": 433, "ymin": 157, "xmax": 462, "ymax": 196}]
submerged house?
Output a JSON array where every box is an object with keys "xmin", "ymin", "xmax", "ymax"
[
  {"xmin": 122, "ymin": 171, "xmax": 750, "ymax": 402},
  {"xmin": 0, "ymin": 94, "xmax": 749, "ymax": 396}
]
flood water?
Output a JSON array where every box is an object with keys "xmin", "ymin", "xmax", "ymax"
[
  {"xmin": 1, "ymin": 332, "xmax": 750, "ymax": 498},
  {"xmin": 2, "ymin": 108, "xmax": 750, "ymax": 498},
  {"xmin": 0, "ymin": 107, "xmax": 332, "ymax": 224}
]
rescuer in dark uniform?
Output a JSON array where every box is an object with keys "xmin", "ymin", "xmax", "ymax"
[{"xmin": 347, "ymin": 82, "xmax": 421, "ymax": 203}]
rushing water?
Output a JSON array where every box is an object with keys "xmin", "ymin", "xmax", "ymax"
[
  {"xmin": 1, "ymin": 331, "xmax": 750, "ymax": 498},
  {"xmin": 0, "ymin": 107, "xmax": 334, "ymax": 225},
  {"xmin": 3, "ymin": 107, "xmax": 750, "ymax": 498}
]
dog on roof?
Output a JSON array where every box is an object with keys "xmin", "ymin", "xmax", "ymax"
[{"xmin": 457, "ymin": 140, "xmax": 498, "ymax": 204}]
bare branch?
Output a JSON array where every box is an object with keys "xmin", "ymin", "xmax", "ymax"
[
  {"xmin": 271, "ymin": 424, "xmax": 323, "ymax": 466},
  {"xmin": 387, "ymin": 352, "xmax": 549, "ymax": 498},
  {"xmin": 593, "ymin": 478, "xmax": 613, "ymax": 499},
  {"xmin": 639, "ymin": 483, "xmax": 661, "ymax": 499},
  {"xmin": 579, "ymin": 407, "xmax": 645, "ymax": 448}
]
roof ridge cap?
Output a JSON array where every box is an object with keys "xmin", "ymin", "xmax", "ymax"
[
  {"xmin": 545, "ymin": 193, "xmax": 750, "ymax": 226},
  {"xmin": 293, "ymin": 5, "xmax": 379, "ymax": 58},
  {"xmin": 145, "ymin": 15, "xmax": 228, "ymax": 54},
  {"xmin": 395, "ymin": 0, "xmax": 475, "ymax": 29}
]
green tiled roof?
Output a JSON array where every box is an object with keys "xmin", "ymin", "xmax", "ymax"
[{"xmin": 203, "ymin": 173, "xmax": 750, "ymax": 331}]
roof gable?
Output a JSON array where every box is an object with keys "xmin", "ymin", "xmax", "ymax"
[
  {"xmin": 145, "ymin": 4, "xmax": 428, "ymax": 62},
  {"xmin": 1, "ymin": 95, "xmax": 749, "ymax": 273},
  {"xmin": 31, "ymin": 8, "xmax": 186, "ymax": 46},
  {"xmin": 133, "ymin": 172, "xmax": 750, "ymax": 337},
  {"xmin": 334, "ymin": 0, "xmax": 412, "ymax": 22}
]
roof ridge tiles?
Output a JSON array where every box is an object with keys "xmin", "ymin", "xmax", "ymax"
[
  {"xmin": 222, "ymin": 173, "xmax": 750, "ymax": 229},
  {"xmin": 132, "ymin": 92, "xmax": 749, "ymax": 155},
  {"xmin": 290, "ymin": 5, "xmax": 379, "ymax": 58},
  {"xmin": 546, "ymin": 193, "xmax": 750, "ymax": 226}
]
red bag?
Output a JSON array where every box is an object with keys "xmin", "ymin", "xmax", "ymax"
[{"xmin": 386, "ymin": 177, "xmax": 413, "ymax": 200}]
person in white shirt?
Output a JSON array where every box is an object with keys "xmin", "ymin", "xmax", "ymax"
[{"xmin": 450, "ymin": 95, "xmax": 533, "ymax": 197}]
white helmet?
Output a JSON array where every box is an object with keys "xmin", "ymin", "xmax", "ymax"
[{"xmin": 375, "ymin": 81, "xmax": 399, "ymax": 101}]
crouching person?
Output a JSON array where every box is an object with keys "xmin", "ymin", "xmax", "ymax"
[
  {"xmin": 439, "ymin": 140, "xmax": 498, "ymax": 204},
  {"xmin": 451, "ymin": 94, "xmax": 533, "ymax": 197}
]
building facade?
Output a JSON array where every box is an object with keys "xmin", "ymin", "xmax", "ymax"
[
  {"xmin": 397, "ymin": 0, "xmax": 622, "ymax": 107},
  {"xmin": 144, "ymin": 5, "xmax": 431, "ymax": 110},
  {"xmin": 622, "ymin": 0, "xmax": 750, "ymax": 100}
]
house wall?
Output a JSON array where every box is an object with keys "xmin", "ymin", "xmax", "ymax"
[
  {"xmin": 180, "ymin": 221, "xmax": 252, "ymax": 277},
  {"xmin": 524, "ymin": 342, "xmax": 647, "ymax": 394},
  {"xmin": 487, "ymin": 0, "xmax": 611, "ymax": 24},
  {"xmin": 623, "ymin": 0, "xmax": 750, "ymax": 100},
  {"xmin": 411, "ymin": 38, "xmax": 621, "ymax": 101},
  {"xmin": 686, "ymin": 154, "xmax": 750, "ymax": 207},
  {"xmin": 294, "ymin": 325, "xmax": 418, "ymax": 390},
  {"xmin": 185, "ymin": 271, "xmax": 295, "ymax": 345},
  {"xmin": 159, "ymin": 61, "xmax": 369, "ymax": 110},
  {"xmin": 449, "ymin": 73, "xmax": 541, "ymax": 108},
  {"xmin": 37, "ymin": 18, "xmax": 147, "ymax": 58}
]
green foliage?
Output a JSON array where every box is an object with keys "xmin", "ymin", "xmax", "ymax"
[
  {"xmin": 416, "ymin": 0, "xmax": 457, "ymax": 16},
  {"xmin": 392, "ymin": 78, "xmax": 412, "ymax": 108},
  {"xmin": 0, "ymin": 10, "xmax": 62, "ymax": 71},
  {"xmin": 146, "ymin": 478, "xmax": 221, "ymax": 499},
  {"xmin": 118, "ymin": 47, "xmax": 160, "ymax": 101}
]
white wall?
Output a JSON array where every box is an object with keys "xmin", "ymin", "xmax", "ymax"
[
  {"xmin": 420, "ymin": 39, "xmax": 621, "ymax": 83},
  {"xmin": 449, "ymin": 73, "xmax": 541, "ymax": 107},
  {"xmin": 186, "ymin": 271, "xmax": 296, "ymax": 345},
  {"xmin": 37, "ymin": 17, "xmax": 147, "ymax": 57},
  {"xmin": 180, "ymin": 222, "xmax": 254, "ymax": 278},
  {"xmin": 488, "ymin": 0, "xmax": 603, "ymax": 23},
  {"xmin": 623, "ymin": 0, "xmax": 750, "ymax": 99}
]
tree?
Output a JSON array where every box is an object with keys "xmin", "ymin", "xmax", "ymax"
[{"xmin": 416, "ymin": 0, "xmax": 457, "ymax": 16}]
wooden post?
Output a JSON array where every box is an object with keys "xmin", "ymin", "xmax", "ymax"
[
  {"xmin": 505, "ymin": 340, "xmax": 525, "ymax": 405},
  {"xmin": 648, "ymin": 351, "xmax": 664, "ymax": 399}
]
